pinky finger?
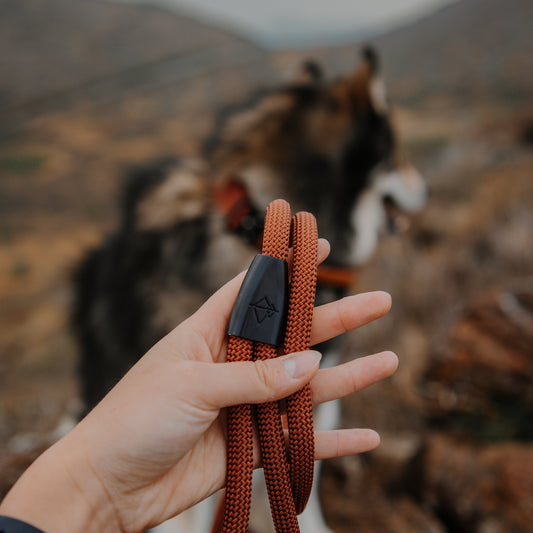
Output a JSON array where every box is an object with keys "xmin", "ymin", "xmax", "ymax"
[{"xmin": 314, "ymin": 429, "xmax": 380, "ymax": 460}]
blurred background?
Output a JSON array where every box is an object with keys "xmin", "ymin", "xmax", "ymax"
[{"xmin": 1, "ymin": 0, "xmax": 532, "ymax": 531}]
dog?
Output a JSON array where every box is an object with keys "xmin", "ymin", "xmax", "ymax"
[{"xmin": 72, "ymin": 47, "xmax": 427, "ymax": 532}]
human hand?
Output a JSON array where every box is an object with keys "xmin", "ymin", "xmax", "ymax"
[{"xmin": 0, "ymin": 240, "xmax": 398, "ymax": 533}]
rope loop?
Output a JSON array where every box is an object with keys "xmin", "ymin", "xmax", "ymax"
[{"xmin": 219, "ymin": 199, "xmax": 318, "ymax": 533}]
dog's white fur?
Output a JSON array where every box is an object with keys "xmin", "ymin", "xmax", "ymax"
[{"xmin": 351, "ymin": 165, "xmax": 427, "ymax": 265}]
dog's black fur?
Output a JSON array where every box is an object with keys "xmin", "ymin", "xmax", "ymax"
[
  {"xmin": 205, "ymin": 48, "xmax": 401, "ymax": 270},
  {"xmin": 73, "ymin": 157, "xmax": 211, "ymax": 409}
]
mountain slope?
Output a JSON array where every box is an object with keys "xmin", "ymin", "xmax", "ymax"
[
  {"xmin": 0, "ymin": 0, "xmax": 261, "ymax": 110},
  {"xmin": 376, "ymin": 0, "xmax": 533, "ymax": 103}
]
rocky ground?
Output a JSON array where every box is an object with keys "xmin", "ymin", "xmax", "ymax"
[{"xmin": 1, "ymin": 1, "xmax": 532, "ymax": 531}]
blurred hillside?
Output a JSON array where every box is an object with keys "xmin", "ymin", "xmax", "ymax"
[
  {"xmin": 1, "ymin": 1, "xmax": 533, "ymax": 531},
  {"xmin": 0, "ymin": 0, "xmax": 259, "ymax": 112},
  {"xmin": 376, "ymin": 0, "xmax": 533, "ymax": 105},
  {"xmin": 0, "ymin": 0, "xmax": 272, "ymax": 450}
]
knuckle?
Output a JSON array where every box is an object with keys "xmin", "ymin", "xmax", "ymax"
[{"xmin": 253, "ymin": 360, "xmax": 276, "ymax": 399}]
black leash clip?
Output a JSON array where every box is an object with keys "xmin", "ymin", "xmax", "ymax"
[{"xmin": 228, "ymin": 254, "xmax": 289, "ymax": 346}]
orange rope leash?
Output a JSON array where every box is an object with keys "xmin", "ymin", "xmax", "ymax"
[{"xmin": 219, "ymin": 199, "xmax": 318, "ymax": 533}]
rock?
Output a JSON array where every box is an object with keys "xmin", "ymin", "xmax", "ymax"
[
  {"xmin": 423, "ymin": 287, "xmax": 533, "ymax": 442},
  {"xmin": 320, "ymin": 439, "xmax": 445, "ymax": 533},
  {"xmin": 406, "ymin": 435, "xmax": 533, "ymax": 533}
]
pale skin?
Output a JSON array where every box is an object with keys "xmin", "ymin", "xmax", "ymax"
[{"xmin": 0, "ymin": 240, "xmax": 398, "ymax": 533}]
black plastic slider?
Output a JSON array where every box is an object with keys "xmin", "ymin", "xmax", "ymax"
[{"xmin": 228, "ymin": 254, "xmax": 289, "ymax": 346}]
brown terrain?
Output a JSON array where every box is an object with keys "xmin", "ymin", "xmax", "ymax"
[{"xmin": 1, "ymin": 0, "xmax": 533, "ymax": 531}]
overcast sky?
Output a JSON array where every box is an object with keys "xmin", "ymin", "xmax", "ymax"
[{"xmin": 114, "ymin": 0, "xmax": 458, "ymax": 47}]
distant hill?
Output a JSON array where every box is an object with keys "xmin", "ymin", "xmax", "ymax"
[
  {"xmin": 3, "ymin": 0, "xmax": 530, "ymax": 118},
  {"xmin": 277, "ymin": 0, "xmax": 533, "ymax": 106},
  {"xmin": 0, "ymin": 0, "xmax": 264, "ymax": 111},
  {"xmin": 376, "ymin": 0, "xmax": 533, "ymax": 104}
]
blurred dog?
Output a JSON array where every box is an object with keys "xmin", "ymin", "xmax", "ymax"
[{"xmin": 73, "ymin": 47, "xmax": 427, "ymax": 532}]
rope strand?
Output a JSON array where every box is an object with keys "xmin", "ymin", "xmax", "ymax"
[{"xmin": 220, "ymin": 200, "xmax": 318, "ymax": 532}]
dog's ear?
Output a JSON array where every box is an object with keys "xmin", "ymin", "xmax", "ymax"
[
  {"xmin": 333, "ymin": 45, "xmax": 388, "ymax": 114},
  {"xmin": 361, "ymin": 46, "xmax": 388, "ymax": 114},
  {"xmin": 287, "ymin": 59, "xmax": 324, "ymax": 85},
  {"xmin": 361, "ymin": 46, "xmax": 379, "ymax": 75},
  {"xmin": 300, "ymin": 59, "xmax": 324, "ymax": 84},
  {"xmin": 135, "ymin": 158, "xmax": 210, "ymax": 232}
]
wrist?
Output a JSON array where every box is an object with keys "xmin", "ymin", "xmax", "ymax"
[{"xmin": 0, "ymin": 437, "xmax": 119, "ymax": 533}]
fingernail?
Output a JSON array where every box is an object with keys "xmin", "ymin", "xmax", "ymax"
[{"xmin": 283, "ymin": 351, "xmax": 322, "ymax": 379}]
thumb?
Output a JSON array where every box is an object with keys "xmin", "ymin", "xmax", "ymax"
[{"xmin": 193, "ymin": 351, "xmax": 322, "ymax": 409}]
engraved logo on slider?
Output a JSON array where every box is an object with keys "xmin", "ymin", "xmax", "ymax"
[{"xmin": 250, "ymin": 296, "xmax": 278, "ymax": 324}]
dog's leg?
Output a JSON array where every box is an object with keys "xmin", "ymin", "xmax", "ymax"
[
  {"xmin": 250, "ymin": 351, "xmax": 341, "ymax": 533},
  {"xmin": 249, "ymin": 400, "xmax": 341, "ymax": 533},
  {"xmin": 296, "ymin": 399, "xmax": 340, "ymax": 533},
  {"xmin": 296, "ymin": 349, "xmax": 342, "ymax": 533},
  {"xmin": 249, "ymin": 469, "xmax": 275, "ymax": 533}
]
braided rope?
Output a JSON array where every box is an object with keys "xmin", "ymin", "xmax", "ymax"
[
  {"xmin": 284, "ymin": 212, "xmax": 318, "ymax": 513},
  {"xmin": 220, "ymin": 199, "xmax": 318, "ymax": 533},
  {"xmin": 221, "ymin": 337, "xmax": 255, "ymax": 533}
]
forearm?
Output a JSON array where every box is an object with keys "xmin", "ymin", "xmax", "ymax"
[{"xmin": 0, "ymin": 437, "xmax": 118, "ymax": 533}]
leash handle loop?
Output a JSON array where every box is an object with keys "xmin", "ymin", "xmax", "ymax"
[{"xmin": 220, "ymin": 199, "xmax": 317, "ymax": 533}]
